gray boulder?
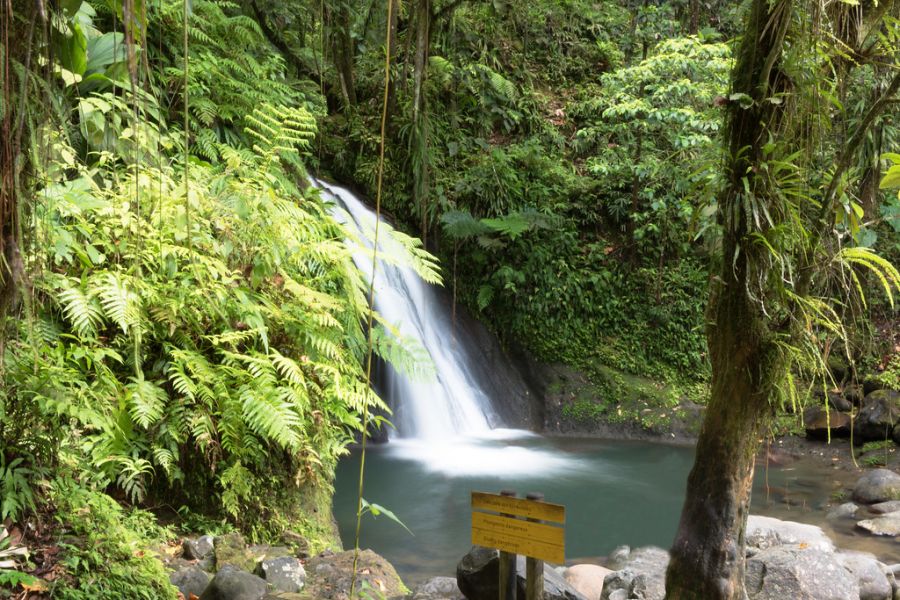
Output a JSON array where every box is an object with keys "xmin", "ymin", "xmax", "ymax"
[
  {"xmin": 411, "ymin": 576, "xmax": 465, "ymax": 599},
  {"xmin": 745, "ymin": 515, "xmax": 835, "ymax": 553},
  {"xmin": 853, "ymin": 469, "xmax": 900, "ymax": 504},
  {"xmin": 170, "ymin": 565, "xmax": 212, "ymax": 598},
  {"xmin": 856, "ymin": 512, "xmax": 900, "ymax": 537},
  {"xmin": 257, "ymin": 556, "xmax": 305, "ymax": 593},
  {"xmin": 456, "ymin": 546, "xmax": 586, "ymax": 600},
  {"xmin": 184, "ymin": 535, "xmax": 216, "ymax": 561},
  {"xmin": 854, "ymin": 391, "xmax": 900, "ymax": 443},
  {"xmin": 564, "ymin": 564, "xmax": 613, "ymax": 600},
  {"xmin": 836, "ymin": 550, "xmax": 892, "ymax": 600},
  {"xmin": 826, "ymin": 502, "xmax": 859, "ymax": 520},
  {"xmin": 745, "ymin": 545, "xmax": 859, "ymax": 600},
  {"xmin": 600, "ymin": 546, "xmax": 669, "ymax": 600},
  {"xmin": 199, "ymin": 565, "xmax": 268, "ymax": 600},
  {"xmin": 303, "ymin": 548, "xmax": 406, "ymax": 599},
  {"xmin": 871, "ymin": 501, "xmax": 900, "ymax": 515}
]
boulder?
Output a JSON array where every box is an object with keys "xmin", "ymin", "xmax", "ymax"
[
  {"xmin": 303, "ymin": 548, "xmax": 406, "ymax": 599},
  {"xmin": 854, "ymin": 391, "xmax": 900, "ymax": 443},
  {"xmin": 257, "ymin": 557, "xmax": 305, "ymax": 593},
  {"xmin": 803, "ymin": 405, "xmax": 851, "ymax": 440},
  {"xmin": 564, "ymin": 564, "xmax": 612, "ymax": 600},
  {"xmin": 853, "ymin": 469, "xmax": 900, "ymax": 504},
  {"xmin": 215, "ymin": 533, "xmax": 260, "ymax": 573},
  {"xmin": 856, "ymin": 512, "xmax": 900, "ymax": 537},
  {"xmin": 825, "ymin": 502, "xmax": 858, "ymax": 520},
  {"xmin": 600, "ymin": 546, "xmax": 669, "ymax": 600},
  {"xmin": 827, "ymin": 391, "xmax": 855, "ymax": 412},
  {"xmin": 744, "ymin": 545, "xmax": 859, "ymax": 600},
  {"xmin": 279, "ymin": 531, "xmax": 311, "ymax": 559},
  {"xmin": 184, "ymin": 535, "xmax": 216, "ymax": 561},
  {"xmin": 199, "ymin": 565, "xmax": 268, "ymax": 600},
  {"xmin": 410, "ymin": 576, "xmax": 465, "ymax": 599},
  {"xmin": 835, "ymin": 550, "xmax": 892, "ymax": 600},
  {"xmin": 745, "ymin": 515, "xmax": 835, "ymax": 553},
  {"xmin": 456, "ymin": 546, "xmax": 586, "ymax": 600},
  {"xmin": 871, "ymin": 501, "xmax": 900, "ymax": 515},
  {"xmin": 170, "ymin": 565, "xmax": 212, "ymax": 598}
]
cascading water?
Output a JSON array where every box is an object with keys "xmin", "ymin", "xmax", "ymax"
[{"xmin": 313, "ymin": 179, "xmax": 497, "ymax": 440}]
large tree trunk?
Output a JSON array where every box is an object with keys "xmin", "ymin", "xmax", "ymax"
[{"xmin": 664, "ymin": 1, "xmax": 791, "ymax": 598}]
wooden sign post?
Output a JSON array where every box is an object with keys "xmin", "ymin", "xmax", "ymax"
[{"xmin": 471, "ymin": 490, "xmax": 566, "ymax": 600}]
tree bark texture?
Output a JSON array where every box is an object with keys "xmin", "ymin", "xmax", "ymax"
[
  {"xmin": 325, "ymin": 0, "xmax": 356, "ymax": 108},
  {"xmin": 664, "ymin": 1, "xmax": 792, "ymax": 598}
]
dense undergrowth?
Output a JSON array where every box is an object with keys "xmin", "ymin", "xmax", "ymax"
[{"xmin": 2, "ymin": 0, "xmax": 899, "ymax": 595}]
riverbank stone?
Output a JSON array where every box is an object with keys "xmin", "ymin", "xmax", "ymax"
[
  {"xmin": 257, "ymin": 556, "xmax": 305, "ymax": 593},
  {"xmin": 302, "ymin": 548, "xmax": 406, "ymax": 599},
  {"xmin": 456, "ymin": 546, "xmax": 586, "ymax": 600},
  {"xmin": 564, "ymin": 564, "xmax": 612, "ymax": 600},
  {"xmin": 744, "ymin": 545, "xmax": 859, "ymax": 600},
  {"xmin": 170, "ymin": 565, "xmax": 212, "ymax": 598},
  {"xmin": 853, "ymin": 469, "xmax": 900, "ymax": 504},
  {"xmin": 803, "ymin": 405, "xmax": 851, "ymax": 439},
  {"xmin": 745, "ymin": 515, "xmax": 835, "ymax": 553},
  {"xmin": 600, "ymin": 546, "xmax": 668, "ymax": 600},
  {"xmin": 835, "ymin": 550, "xmax": 892, "ymax": 600},
  {"xmin": 410, "ymin": 576, "xmax": 465, "ymax": 599},
  {"xmin": 856, "ymin": 512, "xmax": 900, "ymax": 537},
  {"xmin": 184, "ymin": 535, "xmax": 215, "ymax": 560},
  {"xmin": 215, "ymin": 533, "xmax": 261, "ymax": 573},
  {"xmin": 871, "ymin": 501, "xmax": 900, "ymax": 515},
  {"xmin": 199, "ymin": 565, "xmax": 268, "ymax": 600},
  {"xmin": 854, "ymin": 391, "xmax": 900, "ymax": 443},
  {"xmin": 826, "ymin": 502, "xmax": 859, "ymax": 520}
]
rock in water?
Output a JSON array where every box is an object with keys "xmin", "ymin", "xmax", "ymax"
[
  {"xmin": 199, "ymin": 565, "xmax": 268, "ymax": 600},
  {"xmin": 170, "ymin": 565, "xmax": 211, "ymax": 598},
  {"xmin": 258, "ymin": 556, "xmax": 305, "ymax": 593},
  {"xmin": 455, "ymin": 546, "xmax": 586, "ymax": 600},
  {"xmin": 853, "ymin": 469, "xmax": 900, "ymax": 504},
  {"xmin": 825, "ymin": 502, "xmax": 858, "ymax": 521},
  {"xmin": 871, "ymin": 501, "xmax": 900, "ymax": 515},
  {"xmin": 745, "ymin": 545, "xmax": 859, "ymax": 600},
  {"xmin": 184, "ymin": 535, "xmax": 216, "ymax": 560},
  {"xmin": 854, "ymin": 391, "xmax": 900, "ymax": 443},
  {"xmin": 856, "ymin": 512, "xmax": 900, "ymax": 537},
  {"xmin": 564, "ymin": 564, "xmax": 612, "ymax": 600},
  {"xmin": 745, "ymin": 515, "xmax": 835, "ymax": 553},
  {"xmin": 835, "ymin": 551, "xmax": 892, "ymax": 600}
]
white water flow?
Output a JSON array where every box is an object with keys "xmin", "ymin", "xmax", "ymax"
[{"xmin": 314, "ymin": 179, "xmax": 494, "ymax": 440}]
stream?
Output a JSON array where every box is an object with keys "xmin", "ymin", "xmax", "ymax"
[{"xmin": 333, "ymin": 432, "xmax": 900, "ymax": 585}]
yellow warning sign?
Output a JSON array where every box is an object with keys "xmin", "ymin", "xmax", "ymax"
[
  {"xmin": 471, "ymin": 491, "xmax": 565, "ymax": 523},
  {"xmin": 470, "ymin": 509, "xmax": 565, "ymax": 563}
]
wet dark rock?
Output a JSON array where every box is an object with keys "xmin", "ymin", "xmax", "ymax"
[
  {"xmin": 199, "ymin": 565, "xmax": 268, "ymax": 600},
  {"xmin": 854, "ymin": 391, "xmax": 900, "ymax": 443},
  {"xmin": 456, "ymin": 546, "xmax": 586, "ymax": 600},
  {"xmin": 803, "ymin": 405, "xmax": 851, "ymax": 440},
  {"xmin": 853, "ymin": 469, "xmax": 900, "ymax": 504},
  {"xmin": 170, "ymin": 565, "xmax": 212, "ymax": 598}
]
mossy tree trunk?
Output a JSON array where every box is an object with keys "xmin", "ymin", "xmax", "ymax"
[{"xmin": 664, "ymin": 0, "xmax": 792, "ymax": 597}]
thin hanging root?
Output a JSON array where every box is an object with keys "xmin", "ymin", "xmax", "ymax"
[
  {"xmin": 349, "ymin": 0, "xmax": 394, "ymax": 596},
  {"xmin": 183, "ymin": 0, "xmax": 191, "ymax": 259}
]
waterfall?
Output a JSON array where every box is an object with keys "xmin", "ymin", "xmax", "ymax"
[{"xmin": 313, "ymin": 179, "xmax": 499, "ymax": 440}]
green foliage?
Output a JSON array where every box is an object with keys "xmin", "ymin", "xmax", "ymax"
[{"xmin": 49, "ymin": 480, "xmax": 178, "ymax": 600}]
